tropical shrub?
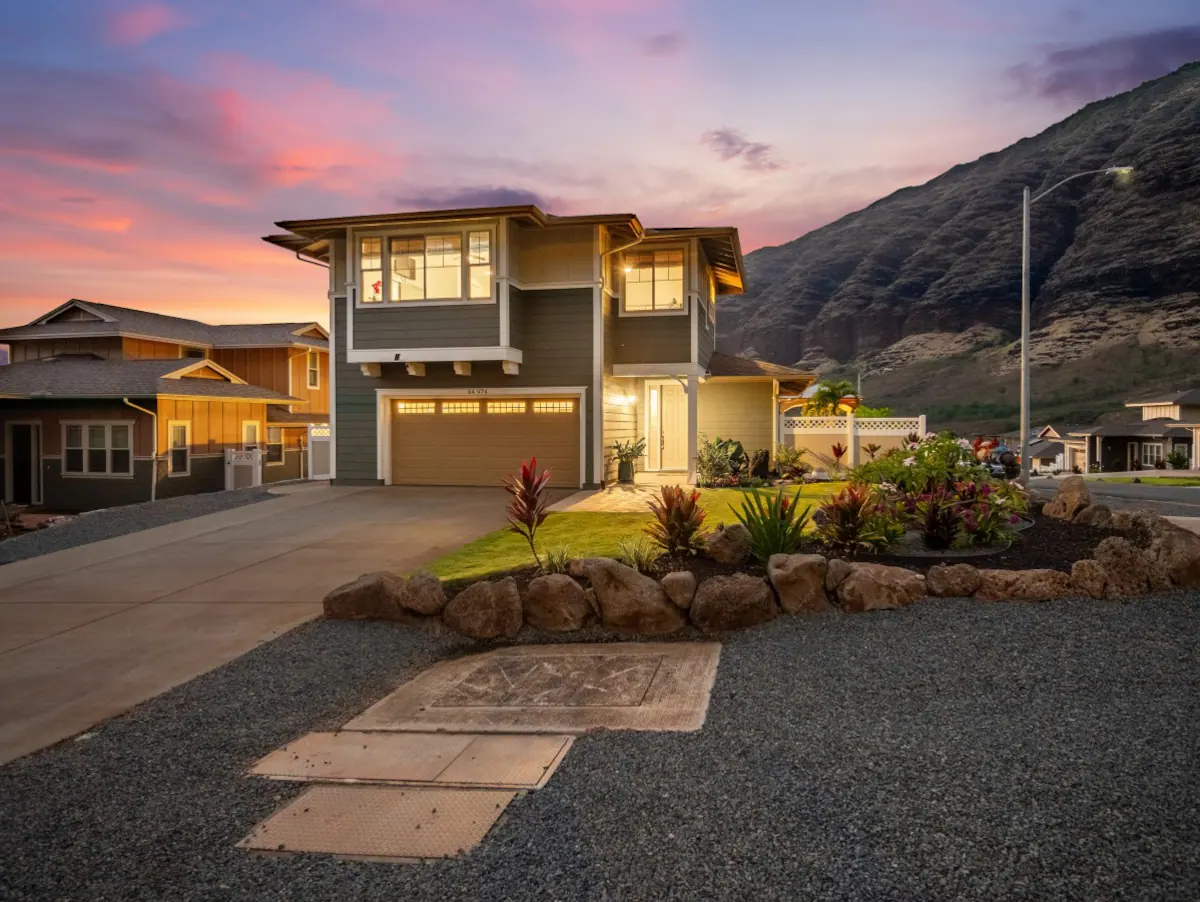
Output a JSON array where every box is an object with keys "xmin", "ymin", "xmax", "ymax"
[
  {"xmin": 830, "ymin": 442, "xmax": 847, "ymax": 471},
  {"xmin": 854, "ymin": 406, "xmax": 893, "ymax": 418},
  {"xmin": 504, "ymin": 457, "xmax": 551, "ymax": 569},
  {"xmin": 814, "ymin": 485, "xmax": 894, "ymax": 554},
  {"xmin": 775, "ymin": 444, "xmax": 811, "ymax": 479},
  {"xmin": 615, "ymin": 537, "xmax": 659, "ymax": 572},
  {"xmin": 646, "ymin": 485, "xmax": 708, "ymax": 556},
  {"xmin": 851, "ymin": 432, "xmax": 987, "ymax": 493},
  {"xmin": 1166, "ymin": 449, "xmax": 1190, "ymax": 470},
  {"xmin": 913, "ymin": 488, "xmax": 961, "ymax": 550},
  {"xmin": 611, "ymin": 437, "xmax": 647, "ymax": 464},
  {"xmin": 863, "ymin": 442, "xmax": 883, "ymax": 461},
  {"xmin": 542, "ymin": 545, "xmax": 574, "ymax": 574},
  {"xmin": 733, "ymin": 487, "xmax": 812, "ymax": 563},
  {"xmin": 695, "ymin": 434, "xmax": 732, "ymax": 486},
  {"xmin": 804, "ymin": 378, "xmax": 855, "ymax": 415},
  {"xmin": 959, "ymin": 500, "xmax": 1020, "ymax": 547}
]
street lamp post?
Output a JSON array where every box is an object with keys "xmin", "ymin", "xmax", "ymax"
[{"xmin": 1018, "ymin": 166, "xmax": 1133, "ymax": 485}]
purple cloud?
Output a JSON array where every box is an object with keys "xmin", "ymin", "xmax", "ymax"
[
  {"xmin": 700, "ymin": 128, "xmax": 785, "ymax": 172},
  {"xmin": 1010, "ymin": 25, "xmax": 1200, "ymax": 105},
  {"xmin": 392, "ymin": 185, "xmax": 552, "ymax": 210},
  {"xmin": 643, "ymin": 32, "xmax": 685, "ymax": 57}
]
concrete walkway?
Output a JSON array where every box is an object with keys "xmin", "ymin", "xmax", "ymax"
[{"xmin": 0, "ymin": 484, "xmax": 513, "ymax": 765}]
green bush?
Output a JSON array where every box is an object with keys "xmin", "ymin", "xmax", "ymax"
[
  {"xmin": 775, "ymin": 444, "xmax": 811, "ymax": 479},
  {"xmin": 814, "ymin": 486, "xmax": 895, "ymax": 554},
  {"xmin": 541, "ymin": 546, "xmax": 574, "ymax": 575},
  {"xmin": 851, "ymin": 432, "xmax": 987, "ymax": 493},
  {"xmin": 1166, "ymin": 449, "xmax": 1191, "ymax": 470},
  {"xmin": 615, "ymin": 537, "xmax": 659, "ymax": 572},
  {"xmin": 733, "ymin": 487, "xmax": 812, "ymax": 564}
]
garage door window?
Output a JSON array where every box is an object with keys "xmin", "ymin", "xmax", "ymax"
[
  {"xmin": 442, "ymin": 401, "xmax": 480, "ymax": 414},
  {"xmin": 533, "ymin": 400, "xmax": 574, "ymax": 414},
  {"xmin": 487, "ymin": 401, "xmax": 526, "ymax": 414},
  {"xmin": 396, "ymin": 401, "xmax": 435, "ymax": 414}
]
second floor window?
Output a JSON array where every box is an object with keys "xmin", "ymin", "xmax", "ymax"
[
  {"xmin": 306, "ymin": 350, "xmax": 320, "ymax": 389},
  {"xmin": 624, "ymin": 249, "xmax": 684, "ymax": 312},
  {"xmin": 360, "ymin": 230, "xmax": 492, "ymax": 304}
]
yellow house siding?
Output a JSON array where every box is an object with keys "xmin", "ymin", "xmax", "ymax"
[
  {"xmin": 698, "ymin": 382, "xmax": 774, "ymax": 455},
  {"xmin": 1141, "ymin": 403, "xmax": 1179, "ymax": 420},
  {"xmin": 602, "ymin": 375, "xmax": 641, "ymax": 481}
]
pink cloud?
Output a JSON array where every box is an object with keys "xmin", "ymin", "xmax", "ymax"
[{"xmin": 105, "ymin": 3, "xmax": 190, "ymax": 46}]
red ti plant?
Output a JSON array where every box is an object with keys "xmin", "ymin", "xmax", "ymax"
[
  {"xmin": 863, "ymin": 442, "xmax": 882, "ymax": 461},
  {"xmin": 830, "ymin": 442, "xmax": 848, "ymax": 470},
  {"xmin": 646, "ymin": 485, "xmax": 708, "ymax": 557},
  {"xmin": 504, "ymin": 457, "xmax": 551, "ymax": 569}
]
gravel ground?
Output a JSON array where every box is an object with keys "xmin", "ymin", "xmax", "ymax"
[
  {"xmin": 0, "ymin": 487, "xmax": 276, "ymax": 565},
  {"xmin": 2, "ymin": 596, "xmax": 1198, "ymax": 901}
]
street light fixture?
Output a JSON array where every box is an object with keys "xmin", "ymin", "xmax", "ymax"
[{"xmin": 1018, "ymin": 166, "xmax": 1133, "ymax": 485}]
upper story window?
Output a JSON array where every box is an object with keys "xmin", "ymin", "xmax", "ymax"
[
  {"xmin": 359, "ymin": 229, "xmax": 493, "ymax": 305},
  {"xmin": 624, "ymin": 249, "xmax": 684, "ymax": 313},
  {"xmin": 306, "ymin": 350, "xmax": 320, "ymax": 389}
]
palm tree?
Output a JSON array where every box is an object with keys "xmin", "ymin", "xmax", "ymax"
[{"xmin": 805, "ymin": 379, "xmax": 856, "ymax": 415}]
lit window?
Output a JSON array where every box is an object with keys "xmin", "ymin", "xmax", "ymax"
[
  {"xmin": 624, "ymin": 249, "xmax": 684, "ymax": 312},
  {"xmin": 63, "ymin": 422, "xmax": 132, "ymax": 476},
  {"xmin": 360, "ymin": 237, "xmax": 383, "ymax": 303},
  {"xmin": 306, "ymin": 351, "xmax": 320, "ymax": 389},
  {"xmin": 487, "ymin": 401, "xmax": 526, "ymax": 414},
  {"xmin": 707, "ymin": 269, "xmax": 717, "ymax": 326},
  {"xmin": 266, "ymin": 427, "xmax": 283, "ymax": 464},
  {"xmin": 468, "ymin": 231, "xmax": 491, "ymax": 299},
  {"xmin": 242, "ymin": 421, "xmax": 260, "ymax": 451},
  {"xmin": 533, "ymin": 400, "xmax": 574, "ymax": 414},
  {"xmin": 442, "ymin": 401, "xmax": 480, "ymax": 414},
  {"xmin": 169, "ymin": 422, "xmax": 190, "ymax": 475},
  {"xmin": 396, "ymin": 401, "xmax": 436, "ymax": 414}
]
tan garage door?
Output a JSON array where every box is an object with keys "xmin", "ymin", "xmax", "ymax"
[{"xmin": 389, "ymin": 397, "xmax": 581, "ymax": 488}]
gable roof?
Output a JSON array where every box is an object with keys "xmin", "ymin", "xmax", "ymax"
[
  {"xmin": 1125, "ymin": 388, "xmax": 1200, "ymax": 407},
  {"xmin": 705, "ymin": 351, "xmax": 814, "ymax": 380},
  {"xmin": 0, "ymin": 300, "xmax": 328, "ymax": 350},
  {"xmin": 1072, "ymin": 418, "xmax": 1193, "ymax": 439},
  {"xmin": 0, "ymin": 358, "xmax": 297, "ymax": 402}
]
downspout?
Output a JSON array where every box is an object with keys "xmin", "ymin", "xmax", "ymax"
[{"xmin": 123, "ymin": 398, "xmax": 157, "ymax": 503}]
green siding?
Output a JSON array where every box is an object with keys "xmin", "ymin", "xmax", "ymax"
[
  {"xmin": 353, "ymin": 304, "xmax": 500, "ymax": 349},
  {"xmin": 697, "ymin": 304, "xmax": 716, "ymax": 369},
  {"xmin": 508, "ymin": 287, "xmax": 525, "ymax": 349},
  {"xmin": 333, "ymin": 288, "xmax": 596, "ymax": 485},
  {"xmin": 613, "ymin": 312, "xmax": 691, "ymax": 365}
]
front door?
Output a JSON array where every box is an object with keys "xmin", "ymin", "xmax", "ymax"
[
  {"xmin": 9, "ymin": 424, "xmax": 41, "ymax": 504},
  {"xmin": 659, "ymin": 383, "xmax": 688, "ymax": 470}
]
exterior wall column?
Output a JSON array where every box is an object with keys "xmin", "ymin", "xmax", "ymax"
[
  {"xmin": 845, "ymin": 412, "xmax": 858, "ymax": 469},
  {"xmin": 686, "ymin": 374, "xmax": 698, "ymax": 485},
  {"xmin": 770, "ymin": 380, "xmax": 780, "ymax": 462},
  {"xmin": 918, "ymin": 414, "xmax": 927, "ymax": 436}
]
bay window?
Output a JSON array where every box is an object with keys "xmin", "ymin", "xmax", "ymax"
[
  {"xmin": 358, "ymin": 229, "xmax": 493, "ymax": 305},
  {"xmin": 624, "ymin": 249, "xmax": 685, "ymax": 313},
  {"xmin": 63, "ymin": 422, "xmax": 133, "ymax": 476}
]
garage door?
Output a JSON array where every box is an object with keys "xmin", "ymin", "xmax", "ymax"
[{"xmin": 389, "ymin": 397, "xmax": 581, "ymax": 488}]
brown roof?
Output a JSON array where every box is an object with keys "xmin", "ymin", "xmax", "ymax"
[
  {"xmin": 0, "ymin": 358, "xmax": 297, "ymax": 402},
  {"xmin": 267, "ymin": 405, "xmax": 329, "ymax": 424},
  {"xmin": 705, "ymin": 352, "xmax": 813, "ymax": 379}
]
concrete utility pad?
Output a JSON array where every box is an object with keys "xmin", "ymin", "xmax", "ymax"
[
  {"xmin": 345, "ymin": 642, "xmax": 721, "ymax": 734},
  {"xmin": 251, "ymin": 731, "xmax": 572, "ymax": 790},
  {"xmin": 238, "ymin": 785, "xmax": 515, "ymax": 861}
]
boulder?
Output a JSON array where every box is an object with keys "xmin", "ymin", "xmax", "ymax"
[
  {"xmin": 835, "ymin": 563, "xmax": 925, "ymax": 613},
  {"xmin": 1073, "ymin": 504, "xmax": 1112, "ymax": 527},
  {"xmin": 767, "ymin": 554, "xmax": 833, "ymax": 614},
  {"xmin": 661, "ymin": 571, "xmax": 698, "ymax": 609},
  {"xmin": 1107, "ymin": 510, "xmax": 1135, "ymax": 531},
  {"xmin": 443, "ymin": 577, "xmax": 523, "ymax": 639},
  {"xmin": 400, "ymin": 570, "xmax": 447, "ymax": 616},
  {"xmin": 1148, "ymin": 527, "xmax": 1200, "ymax": 588},
  {"xmin": 1071, "ymin": 559, "xmax": 1108, "ymax": 599},
  {"xmin": 323, "ymin": 571, "xmax": 416, "ymax": 621},
  {"xmin": 825, "ymin": 558, "xmax": 853, "ymax": 592},
  {"xmin": 580, "ymin": 558, "xmax": 685, "ymax": 635},
  {"xmin": 1094, "ymin": 537, "xmax": 1172, "ymax": 598},
  {"xmin": 704, "ymin": 523, "xmax": 753, "ymax": 565},
  {"xmin": 974, "ymin": 569, "xmax": 1075, "ymax": 601},
  {"xmin": 690, "ymin": 574, "xmax": 778, "ymax": 632},
  {"xmin": 926, "ymin": 563, "xmax": 982, "ymax": 598},
  {"xmin": 523, "ymin": 574, "xmax": 591, "ymax": 632},
  {"xmin": 583, "ymin": 587, "xmax": 600, "ymax": 617},
  {"xmin": 1043, "ymin": 475, "xmax": 1091, "ymax": 521},
  {"xmin": 1130, "ymin": 509, "xmax": 1175, "ymax": 545}
]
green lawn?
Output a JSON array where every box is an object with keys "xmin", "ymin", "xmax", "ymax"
[
  {"xmin": 1097, "ymin": 476, "xmax": 1200, "ymax": 486},
  {"xmin": 424, "ymin": 482, "xmax": 843, "ymax": 583}
]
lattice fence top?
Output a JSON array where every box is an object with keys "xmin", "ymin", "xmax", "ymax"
[
  {"xmin": 783, "ymin": 416, "xmax": 923, "ymax": 435},
  {"xmin": 309, "ymin": 425, "xmax": 332, "ymax": 438},
  {"xmin": 856, "ymin": 417, "xmax": 922, "ymax": 433},
  {"xmin": 782, "ymin": 417, "xmax": 845, "ymax": 431}
]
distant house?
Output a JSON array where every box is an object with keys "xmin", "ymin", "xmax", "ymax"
[
  {"xmin": 0, "ymin": 300, "xmax": 330, "ymax": 510},
  {"xmin": 1067, "ymin": 389, "xmax": 1198, "ymax": 472}
]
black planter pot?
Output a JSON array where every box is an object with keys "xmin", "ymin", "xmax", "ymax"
[{"xmin": 618, "ymin": 460, "xmax": 634, "ymax": 483}]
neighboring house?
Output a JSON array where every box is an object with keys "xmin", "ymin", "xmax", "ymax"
[
  {"xmin": 1067, "ymin": 389, "xmax": 1198, "ymax": 471},
  {"xmin": 0, "ymin": 300, "xmax": 330, "ymax": 509},
  {"xmin": 264, "ymin": 204, "xmax": 813, "ymax": 488},
  {"xmin": 1008, "ymin": 424, "xmax": 1090, "ymax": 474}
]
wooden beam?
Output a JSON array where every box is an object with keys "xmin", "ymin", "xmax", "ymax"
[
  {"xmin": 453, "ymin": 361, "xmax": 472, "ymax": 376},
  {"xmin": 359, "ymin": 363, "xmax": 381, "ymax": 378},
  {"xmin": 405, "ymin": 362, "xmax": 426, "ymax": 377},
  {"xmin": 501, "ymin": 360, "xmax": 519, "ymax": 376}
]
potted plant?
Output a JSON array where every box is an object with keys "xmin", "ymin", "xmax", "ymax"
[{"xmin": 611, "ymin": 438, "xmax": 647, "ymax": 484}]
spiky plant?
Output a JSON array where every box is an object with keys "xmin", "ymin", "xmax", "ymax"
[
  {"xmin": 645, "ymin": 485, "xmax": 707, "ymax": 556},
  {"xmin": 504, "ymin": 457, "xmax": 551, "ymax": 569}
]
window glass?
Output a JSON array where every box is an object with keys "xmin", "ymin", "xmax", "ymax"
[
  {"xmin": 360, "ymin": 237, "xmax": 383, "ymax": 303},
  {"xmin": 441, "ymin": 401, "xmax": 480, "ymax": 414},
  {"xmin": 625, "ymin": 252, "xmax": 655, "ymax": 311},
  {"xmin": 169, "ymin": 424, "xmax": 189, "ymax": 475},
  {"xmin": 624, "ymin": 249, "xmax": 685, "ymax": 311},
  {"xmin": 64, "ymin": 425, "xmax": 84, "ymax": 473},
  {"xmin": 533, "ymin": 400, "xmax": 574, "ymax": 414},
  {"xmin": 307, "ymin": 351, "xmax": 319, "ymax": 389},
  {"xmin": 243, "ymin": 423, "xmax": 259, "ymax": 450},
  {"xmin": 396, "ymin": 401, "xmax": 436, "ymax": 414},
  {"xmin": 487, "ymin": 401, "xmax": 525, "ymax": 414},
  {"xmin": 425, "ymin": 235, "xmax": 462, "ymax": 299},
  {"xmin": 87, "ymin": 424, "xmax": 107, "ymax": 473},
  {"xmin": 468, "ymin": 231, "xmax": 491, "ymax": 299},
  {"xmin": 390, "ymin": 238, "xmax": 425, "ymax": 301},
  {"xmin": 266, "ymin": 427, "xmax": 284, "ymax": 464},
  {"xmin": 110, "ymin": 425, "xmax": 131, "ymax": 474}
]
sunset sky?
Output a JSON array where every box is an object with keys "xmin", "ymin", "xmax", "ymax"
[{"xmin": 2, "ymin": 0, "xmax": 1197, "ymax": 327}]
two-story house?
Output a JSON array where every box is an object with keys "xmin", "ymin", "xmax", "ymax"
[
  {"xmin": 1068, "ymin": 389, "xmax": 1198, "ymax": 471},
  {"xmin": 264, "ymin": 204, "xmax": 812, "ymax": 489},
  {"xmin": 0, "ymin": 300, "xmax": 330, "ymax": 510}
]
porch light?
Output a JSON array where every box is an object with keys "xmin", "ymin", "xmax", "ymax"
[{"xmin": 624, "ymin": 266, "xmax": 633, "ymax": 273}]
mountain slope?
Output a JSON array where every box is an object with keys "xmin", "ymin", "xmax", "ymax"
[{"xmin": 719, "ymin": 62, "xmax": 1200, "ymax": 389}]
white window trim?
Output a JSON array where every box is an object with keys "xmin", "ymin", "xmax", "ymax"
[
  {"xmin": 167, "ymin": 420, "xmax": 191, "ymax": 477},
  {"xmin": 241, "ymin": 420, "xmax": 261, "ymax": 451},
  {"xmin": 306, "ymin": 350, "xmax": 320, "ymax": 390},
  {"xmin": 265, "ymin": 426, "xmax": 285, "ymax": 467},
  {"xmin": 374, "ymin": 386, "xmax": 588, "ymax": 489},
  {"xmin": 619, "ymin": 245, "xmax": 689, "ymax": 317},
  {"xmin": 61, "ymin": 420, "xmax": 135, "ymax": 479},
  {"xmin": 354, "ymin": 224, "xmax": 496, "ymax": 309},
  {"xmin": 1141, "ymin": 442, "xmax": 1164, "ymax": 466}
]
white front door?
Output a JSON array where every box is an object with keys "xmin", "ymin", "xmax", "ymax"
[{"xmin": 659, "ymin": 383, "xmax": 688, "ymax": 470}]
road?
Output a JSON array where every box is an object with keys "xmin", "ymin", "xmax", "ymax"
[{"xmin": 1031, "ymin": 477, "xmax": 1200, "ymax": 517}]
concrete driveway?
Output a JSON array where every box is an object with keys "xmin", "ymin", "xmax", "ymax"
[{"xmin": 0, "ymin": 484, "xmax": 515, "ymax": 765}]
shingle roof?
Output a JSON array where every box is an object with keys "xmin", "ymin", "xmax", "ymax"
[
  {"xmin": 1126, "ymin": 388, "xmax": 1200, "ymax": 406},
  {"xmin": 0, "ymin": 358, "xmax": 297, "ymax": 402},
  {"xmin": 0, "ymin": 300, "xmax": 327, "ymax": 350},
  {"xmin": 1081, "ymin": 419, "xmax": 1193, "ymax": 439},
  {"xmin": 266, "ymin": 405, "xmax": 329, "ymax": 424},
  {"xmin": 1029, "ymin": 440, "xmax": 1065, "ymax": 458},
  {"xmin": 706, "ymin": 351, "xmax": 813, "ymax": 379}
]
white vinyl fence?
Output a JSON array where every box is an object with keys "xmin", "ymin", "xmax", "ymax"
[
  {"xmin": 780, "ymin": 414, "xmax": 927, "ymax": 468},
  {"xmin": 308, "ymin": 424, "xmax": 332, "ymax": 480}
]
